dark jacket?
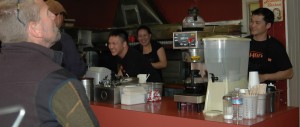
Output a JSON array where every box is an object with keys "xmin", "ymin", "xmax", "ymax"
[
  {"xmin": 0, "ymin": 42, "xmax": 99, "ymax": 127},
  {"xmin": 51, "ymin": 32, "xmax": 87, "ymax": 78}
]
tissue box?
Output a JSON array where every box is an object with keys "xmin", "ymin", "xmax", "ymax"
[
  {"xmin": 121, "ymin": 94, "xmax": 147, "ymax": 105},
  {"xmin": 120, "ymin": 85, "xmax": 147, "ymax": 105}
]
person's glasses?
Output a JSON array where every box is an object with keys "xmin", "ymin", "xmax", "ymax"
[{"xmin": 17, "ymin": 0, "xmax": 26, "ymax": 27}]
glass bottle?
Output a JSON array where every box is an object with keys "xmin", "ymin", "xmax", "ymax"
[
  {"xmin": 223, "ymin": 94, "xmax": 233, "ymax": 119},
  {"xmin": 267, "ymin": 83, "xmax": 276, "ymax": 113}
]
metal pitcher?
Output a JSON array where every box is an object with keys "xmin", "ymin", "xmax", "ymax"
[{"xmin": 81, "ymin": 77, "xmax": 94, "ymax": 101}]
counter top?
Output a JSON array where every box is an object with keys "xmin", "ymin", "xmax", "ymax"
[{"xmin": 90, "ymin": 97, "xmax": 299, "ymax": 127}]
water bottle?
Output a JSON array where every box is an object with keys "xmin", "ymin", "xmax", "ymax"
[{"xmin": 232, "ymin": 88, "xmax": 243, "ymax": 120}]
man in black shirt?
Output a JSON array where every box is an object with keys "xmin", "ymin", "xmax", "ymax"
[
  {"xmin": 247, "ymin": 8, "xmax": 293, "ymax": 84},
  {"xmin": 108, "ymin": 29, "xmax": 161, "ymax": 82}
]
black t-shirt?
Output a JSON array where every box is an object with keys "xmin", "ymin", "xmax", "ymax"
[
  {"xmin": 117, "ymin": 48, "xmax": 162, "ymax": 82},
  {"xmin": 247, "ymin": 35, "xmax": 292, "ymax": 83},
  {"xmin": 134, "ymin": 41, "xmax": 163, "ymax": 80}
]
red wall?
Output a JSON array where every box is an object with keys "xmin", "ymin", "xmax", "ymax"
[
  {"xmin": 153, "ymin": 0, "xmax": 242, "ymax": 24},
  {"xmin": 60, "ymin": 0, "xmax": 119, "ymax": 29},
  {"xmin": 60, "ymin": 0, "xmax": 242, "ymax": 29}
]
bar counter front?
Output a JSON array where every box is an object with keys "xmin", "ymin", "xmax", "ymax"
[{"xmin": 90, "ymin": 97, "xmax": 299, "ymax": 127}]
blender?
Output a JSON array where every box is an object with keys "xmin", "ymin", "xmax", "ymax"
[{"xmin": 202, "ymin": 35, "xmax": 250, "ymax": 116}]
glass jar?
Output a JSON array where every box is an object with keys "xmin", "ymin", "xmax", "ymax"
[
  {"xmin": 182, "ymin": 7, "xmax": 205, "ymax": 31},
  {"xmin": 223, "ymin": 94, "xmax": 233, "ymax": 119}
]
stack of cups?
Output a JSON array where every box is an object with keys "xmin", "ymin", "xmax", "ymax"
[{"xmin": 248, "ymin": 71, "xmax": 260, "ymax": 89}]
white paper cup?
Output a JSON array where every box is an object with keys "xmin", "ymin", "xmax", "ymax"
[
  {"xmin": 138, "ymin": 77, "xmax": 147, "ymax": 83},
  {"xmin": 137, "ymin": 74, "xmax": 147, "ymax": 83},
  {"xmin": 248, "ymin": 71, "xmax": 260, "ymax": 89}
]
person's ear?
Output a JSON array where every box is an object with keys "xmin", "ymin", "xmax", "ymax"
[
  {"xmin": 122, "ymin": 41, "xmax": 127, "ymax": 47},
  {"xmin": 266, "ymin": 22, "xmax": 272, "ymax": 29},
  {"xmin": 28, "ymin": 22, "xmax": 42, "ymax": 38}
]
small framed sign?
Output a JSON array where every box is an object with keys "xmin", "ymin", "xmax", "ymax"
[{"xmin": 262, "ymin": 0, "xmax": 283, "ymax": 22}]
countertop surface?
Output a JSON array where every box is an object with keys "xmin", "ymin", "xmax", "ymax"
[{"xmin": 91, "ymin": 97, "xmax": 299, "ymax": 126}]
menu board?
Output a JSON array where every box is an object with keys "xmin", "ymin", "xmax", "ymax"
[{"xmin": 262, "ymin": 0, "xmax": 283, "ymax": 22}]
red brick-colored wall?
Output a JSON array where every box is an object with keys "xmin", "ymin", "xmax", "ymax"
[{"xmin": 60, "ymin": 0, "xmax": 242, "ymax": 29}]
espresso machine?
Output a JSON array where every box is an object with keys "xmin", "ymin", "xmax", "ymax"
[
  {"xmin": 173, "ymin": 31, "xmax": 208, "ymax": 112},
  {"xmin": 202, "ymin": 35, "xmax": 250, "ymax": 116},
  {"xmin": 172, "ymin": 7, "xmax": 207, "ymax": 112}
]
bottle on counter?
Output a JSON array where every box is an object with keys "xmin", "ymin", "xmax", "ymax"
[
  {"xmin": 267, "ymin": 83, "xmax": 276, "ymax": 113},
  {"xmin": 232, "ymin": 88, "xmax": 243, "ymax": 120},
  {"xmin": 223, "ymin": 94, "xmax": 233, "ymax": 119}
]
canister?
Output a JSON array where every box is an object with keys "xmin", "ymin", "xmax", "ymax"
[{"xmin": 223, "ymin": 94, "xmax": 233, "ymax": 119}]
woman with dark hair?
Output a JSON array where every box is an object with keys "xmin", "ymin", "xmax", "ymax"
[{"xmin": 134, "ymin": 25, "xmax": 167, "ymax": 81}]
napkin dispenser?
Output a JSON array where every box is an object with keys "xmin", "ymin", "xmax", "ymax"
[{"xmin": 94, "ymin": 86, "xmax": 121, "ymax": 104}]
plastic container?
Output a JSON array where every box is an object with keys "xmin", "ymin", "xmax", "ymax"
[
  {"xmin": 243, "ymin": 95, "xmax": 258, "ymax": 119},
  {"xmin": 203, "ymin": 35, "xmax": 251, "ymax": 83},
  {"xmin": 142, "ymin": 82, "xmax": 163, "ymax": 102},
  {"xmin": 203, "ymin": 36, "xmax": 250, "ymax": 115}
]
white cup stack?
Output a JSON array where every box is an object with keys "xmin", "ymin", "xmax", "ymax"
[{"xmin": 248, "ymin": 71, "xmax": 260, "ymax": 89}]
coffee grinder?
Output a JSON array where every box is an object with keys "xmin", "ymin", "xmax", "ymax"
[{"xmin": 202, "ymin": 35, "xmax": 250, "ymax": 116}]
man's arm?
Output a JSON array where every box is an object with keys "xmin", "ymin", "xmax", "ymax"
[
  {"xmin": 259, "ymin": 68, "xmax": 293, "ymax": 82},
  {"xmin": 51, "ymin": 79, "xmax": 99, "ymax": 127}
]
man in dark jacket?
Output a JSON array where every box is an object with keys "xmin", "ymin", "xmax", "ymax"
[
  {"xmin": 0, "ymin": 0, "xmax": 99, "ymax": 126},
  {"xmin": 46, "ymin": 0, "xmax": 87, "ymax": 78}
]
